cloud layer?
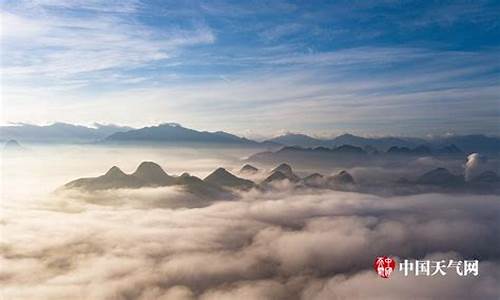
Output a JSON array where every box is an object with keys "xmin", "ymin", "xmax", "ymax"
[{"xmin": 2, "ymin": 187, "xmax": 499, "ymax": 299}]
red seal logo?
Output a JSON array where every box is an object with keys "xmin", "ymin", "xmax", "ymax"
[{"xmin": 374, "ymin": 256, "xmax": 397, "ymax": 278}]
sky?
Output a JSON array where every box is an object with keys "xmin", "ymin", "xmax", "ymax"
[{"xmin": 1, "ymin": 0, "xmax": 499, "ymax": 138}]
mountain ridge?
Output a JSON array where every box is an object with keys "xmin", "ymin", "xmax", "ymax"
[
  {"xmin": 2, "ymin": 122, "xmax": 499, "ymax": 154},
  {"xmin": 105, "ymin": 123, "xmax": 259, "ymax": 145},
  {"xmin": 62, "ymin": 162, "xmax": 500, "ymax": 207},
  {"xmin": 0, "ymin": 122, "xmax": 132, "ymax": 143}
]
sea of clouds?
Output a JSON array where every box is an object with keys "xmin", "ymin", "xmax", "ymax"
[
  {"xmin": 1, "ymin": 186, "xmax": 499, "ymax": 300},
  {"xmin": 2, "ymin": 145, "xmax": 499, "ymax": 299}
]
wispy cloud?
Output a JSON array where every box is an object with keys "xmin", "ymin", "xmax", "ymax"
[
  {"xmin": 1, "ymin": 0, "xmax": 215, "ymax": 83},
  {"xmin": 8, "ymin": 46, "xmax": 493, "ymax": 137},
  {"xmin": 1, "ymin": 0, "xmax": 499, "ymax": 135}
]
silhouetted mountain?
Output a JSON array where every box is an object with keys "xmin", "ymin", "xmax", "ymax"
[
  {"xmin": 432, "ymin": 135, "xmax": 500, "ymax": 154},
  {"xmin": 387, "ymin": 145, "xmax": 432, "ymax": 155},
  {"xmin": 264, "ymin": 132, "xmax": 500, "ymax": 154},
  {"xmin": 3, "ymin": 139, "xmax": 24, "ymax": 151},
  {"xmin": 65, "ymin": 163, "xmax": 173, "ymax": 190},
  {"xmin": 174, "ymin": 172, "xmax": 230, "ymax": 199},
  {"xmin": 204, "ymin": 168, "xmax": 255, "ymax": 190},
  {"xmin": 132, "ymin": 161, "xmax": 175, "ymax": 186},
  {"xmin": 388, "ymin": 144, "xmax": 465, "ymax": 156},
  {"xmin": 275, "ymin": 146, "xmax": 308, "ymax": 154},
  {"xmin": 436, "ymin": 144, "xmax": 463, "ymax": 154},
  {"xmin": 247, "ymin": 145, "xmax": 369, "ymax": 167},
  {"xmin": 62, "ymin": 160, "xmax": 499, "ymax": 202},
  {"xmin": 266, "ymin": 133, "xmax": 324, "ymax": 148},
  {"xmin": 270, "ymin": 163, "xmax": 300, "ymax": 182},
  {"xmin": 261, "ymin": 171, "xmax": 292, "ymax": 184},
  {"xmin": 469, "ymin": 171, "xmax": 500, "ymax": 184},
  {"xmin": 105, "ymin": 123, "xmax": 257, "ymax": 145},
  {"xmin": 65, "ymin": 166, "xmax": 144, "ymax": 190},
  {"xmin": 315, "ymin": 143, "xmax": 464, "ymax": 157},
  {"xmin": 239, "ymin": 164, "xmax": 259, "ymax": 174},
  {"xmin": 333, "ymin": 145, "xmax": 366, "ymax": 154},
  {"xmin": 363, "ymin": 145, "xmax": 379, "ymax": 154},
  {"xmin": 327, "ymin": 170, "xmax": 355, "ymax": 185},
  {"xmin": 4, "ymin": 121, "xmax": 498, "ymax": 154},
  {"xmin": 264, "ymin": 133, "xmax": 422, "ymax": 151},
  {"xmin": 416, "ymin": 168, "xmax": 464, "ymax": 187},
  {"xmin": 302, "ymin": 173, "xmax": 325, "ymax": 187},
  {"xmin": 387, "ymin": 146, "xmax": 412, "ymax": 154},
  {"xmin": 273, "ymin": 145, "xmax": 366, "ymax": 156},
  {"xmin": 0, "ymin": 122, "xmax": 131, "ymax": 143},
  {"xmin": 63, "ymin": 162, "xmax": 231, "ymax": 200},
  {"xmin": 330, "ymin": 134, "xmax": 421, "ymax": 151},
  {"xmin": 413, "ymin": 145, "xmax": 432, "ymax": 155}
]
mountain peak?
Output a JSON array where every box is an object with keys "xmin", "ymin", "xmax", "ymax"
[
  {"xmin": 211, "ymin": 167, "xmax": 231, "ymax": 176},
  {"xmin": 336, "ymin": 133, "xmax": 357, "ymax": 138},
  {"xmin": 334, "ymin": 145, "xmax": 366, "ymax": 154},
  {"xmin": 417, "ymin": 168, "xmax": 464, "ymax": 186},
  {"xmin": 281, "ymin": 133, "xmax": 312, "ymax": 138},
  {"xmin": 262, "ymin": 170, "xmax": 289, "ymax": 184},
  {"xmin": 302, "ymin": 173, "xmax": 326, "ymax": 187},
  {"xmin": 266, "ymin": 164, "xmax": 300, "ymax": 183},
  {"xmin": 104, "ymin": 166, "xmax": 127, "ymax": 177},
  {"xmin": 4, "ymin": 139, "xmax": 23, "ymax": 150},
  {"xmin": 105, "ymin": 123, "xmax": 255, "ymax": 144},
  {"xmin": 204, "ymin": 167, "xmax": 255, "ymax": 190},
  {"xmin": 470, "ymin": 171, "xmax": 500, "ymax": 183},
  {"xmin": 271, "ymin": 163, "xmax": 293, "ymax": 175},
  {"xmin": 133, "ymin": 161, "xmax": 168, "ymax": 176},
  {"xmin": 136, "ymin": 161, "xmax": 163, "ymax": 170},
  {"xmin": 438, "ymin": 144, "xmax": 462, "ymax": 154},
  {"xmin": 159, "ymin": 122, "xmax": 182, "ymax": 128},
  {"xmin": 240, "ymin": 164, "xmax": 258, "ymax": 173},
  {"xmin": 328, "ymin": 170, "xmax": 355, "ymax": 185}
]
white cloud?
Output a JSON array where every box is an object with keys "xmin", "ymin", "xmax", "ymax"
[
  {"xmin": 1, "ymin": 1, "xmax": 215, "ymax": 81},
  {"xmin": 465, "ymin": 153, "xmax": 492, "ymax": 181},
  {"xmin": 1, "ymin": 1, "xmax": 498, "ymax": 136},
  {"xmin": 0, "ymin": 11, "xmax": 45, "ymax": 39},
  {"xmin": 1, "ymin": 189, "xmax": 499, "ymax": 299}
]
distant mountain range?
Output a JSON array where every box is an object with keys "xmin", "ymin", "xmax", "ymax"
[
  {"xmin": 248, "ymin": 143, "xmax": 470, "ymax": 166},
  {"xmin": 1, "ymin": 122, "xmax": 499, "ymax": 154},
  {"xmin": 0, "ymin": 123, "xmax": 132, "ymax": 143},
  {"xmin": 265, "ymin": 133, "xmax": 425, "ymax": 151},
  {"xmin": 104, "ymin": 123, "xmax": 260, "ymax": 145},
  {"xmin": 265, "ymin": 133, "xmax": 500, "ymax": 154}
]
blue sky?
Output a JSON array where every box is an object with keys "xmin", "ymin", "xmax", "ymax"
[{"xmin": 1, "ymin": 0, "xmax": 499, "ymax": 138}]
